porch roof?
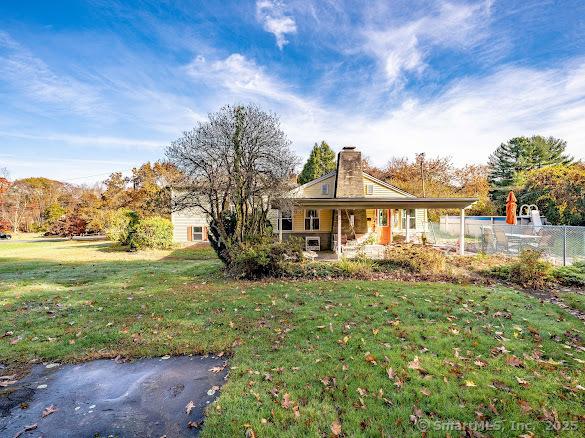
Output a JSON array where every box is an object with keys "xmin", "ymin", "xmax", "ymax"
[{"xmin": 279, "ymin": 197, "xmax": 477, "ymax": 209}]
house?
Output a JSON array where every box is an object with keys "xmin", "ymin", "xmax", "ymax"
[{"xmin": 171, "ymin": 146, "xmax": 477, "ymax": 256}]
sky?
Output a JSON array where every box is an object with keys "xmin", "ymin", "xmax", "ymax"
[{"xmin": 1, "ymin": 0, "xmax": 584, "ymax": 184}]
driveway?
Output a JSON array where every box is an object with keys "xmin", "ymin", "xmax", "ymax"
[{"xmin": 0, "ymin": 355, "xmax": 228, "ymax": 437}]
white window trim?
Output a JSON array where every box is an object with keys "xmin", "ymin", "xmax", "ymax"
[
  {"xmin": 402, "ymin": 209, "xmax": 416, "ymax": 229},
  {"xmin": 366, "ymin": 184, "xmax": 374, "ymax": 195},
  {"xmin": 304, "ymin": 209, "xmax": 320, "ymax": 231},
  {"xmin": 192, "ymin": 226, "xmax": 204, "ymax": 241},
  {"xmin": 279, "ymin": 210, "xmax": 293, "ymax": 231},
  {"xmin": 321, "ymin": 183, "xmax": 329, "ymax": 195}
]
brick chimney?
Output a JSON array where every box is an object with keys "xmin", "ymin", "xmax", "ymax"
[{"xmin": 334, "ymin": 146, "xmax": 364, "ymax": 198}]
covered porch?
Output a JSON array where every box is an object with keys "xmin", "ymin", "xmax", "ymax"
[{"xmin": 276, "ymin": 197, "xmax": 477, "ymax": 258}]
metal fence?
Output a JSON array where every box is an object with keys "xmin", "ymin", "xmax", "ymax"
[{"xmin": 425, "ymin": 222, "xmax": 585, "ymax": 266}]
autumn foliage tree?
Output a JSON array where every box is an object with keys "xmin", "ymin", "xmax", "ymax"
[
  {"xmin": 364, "ymin": 155, "xmax": 495, "ymax": 220},
  {"xmin": 518, "ymin": 163, "xmax": 585, "ymax": 225}
]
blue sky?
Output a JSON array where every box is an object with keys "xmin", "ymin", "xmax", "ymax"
[{"xmin": 1, "ymin": 0, "xmax": 584, "ymax": 183}]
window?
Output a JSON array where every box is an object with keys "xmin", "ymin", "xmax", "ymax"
[
  {"xmin": 366, "ymin": 184, "xmax": 374, "ymax": 195},
  {"xmin": 304, "ymin": 209, "xmax": 320, "ymax": 230},
  {"xmin": 378, "ymin": 209, "xmax": 388, "ymax": 226},
  {"xmin": 280, "ymin": 210, "xmax": 293, "ymax": 231},
  {"xmin": 401, "ymin": 209, "xmax": 416, "ymax": 229},
  {"xmin": 393, "ymin": 209, "xmax": 400, "ymax": 228},
  {"xmin": 191, "ymin": 226, "xmax": 203, "ymax": 241},
  {"xmin": 321, "ymin": 184, "xmax": 329, "ymax": 195}
]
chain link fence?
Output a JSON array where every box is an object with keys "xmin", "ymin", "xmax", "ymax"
[{"xmin": 424, "ymin": 222, "xmax": 585, "ymax": 266}]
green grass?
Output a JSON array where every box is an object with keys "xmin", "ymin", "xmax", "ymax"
[
  {"xmin": 560, "ymin": 292, "xmax": 585, "ymax": 313},
  {"xmin": 1, "ymin": 241, "xmax": 584, "ymax": 437}
]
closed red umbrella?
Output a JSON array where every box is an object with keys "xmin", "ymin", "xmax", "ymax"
[{"xmin": 505, "ymin": 191, "xmax": 517, "ymax": 225}]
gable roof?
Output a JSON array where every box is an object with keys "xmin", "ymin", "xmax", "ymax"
[
  {"xmin": 362, "ymin": 172, "xmax": 415, "ymax": 198},
  {"xmin": 290, "ymin": 171, "xmax": 337, "ymax": 195},
  {"xmin": 292, "ymin": 170, "xmax": 416, "ymax": 198}
]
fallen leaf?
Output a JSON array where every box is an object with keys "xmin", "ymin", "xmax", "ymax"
[
  {"xmin": 281, "ymin": 393, "xmax": 291, "ymax": 409},
  {"xmin": 540, "ymin": 408, "xmax": 560, "ymax": 431},
  {"xmin": 185, "ymin": 401, "xmax": 195, "ymax": 415},
  {"xmin": 293, "ymin": 404, "xmax": 300, "ymax": 418},
  {"xmin": 42, "ymin": 404, "xmax": 58, "ymax": 417},
  {"xmin": 187, "ymin": 420, "xmax": 203, "ymax": 429},
  {"xmin": 245, "ymin": 428, "xmax": 256, "ymax": 438},
  {"xmin": 420, "ymin": 388, "xmax": 431, "ymax": 396},
  {"xmin": 331, "ymin": 420, "xmax": 342, "ymax": 436},
  {"xmin": 14, "ymin": 423, "xmax": 37, "ymax": 438},
  {"xmin": 505, "ymin": 355, "xmax": 524, "ymax": 368},
  {"xmin": 386, "ymin": 368, "xmax": 395, "ymax": 379},
  {"xmin": 516, "ymin": 376, "xmax": 530, "ymax": 387},
  {"xmin": 408, "ymin": 356, "xmax": 427, "ymax": 374},
  {"xmin": 474, "ymin": 359, "xmax": 487, "ymax": 368},
  {"xmin": 464, "ymin": 380, "xmax": 477, "ymax": 387},
  {"xmin": 517, "ymin": 399, "xmax": 532, "ymax": 414},
  {"xmin": 364, "ymin": 352, "xmax": 376, "ymax": 365}
]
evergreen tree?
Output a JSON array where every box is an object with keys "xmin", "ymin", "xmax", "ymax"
[
  {"xmin": 487, "ymin": 135, "xmax": 572, "ymax": 209},
  {"xmin": 297, "ymin": 141, "xmax": 336, "ymax": 184}
]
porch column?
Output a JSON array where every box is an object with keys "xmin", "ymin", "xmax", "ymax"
[
  {"xmin": 405, "ymin": 209, "xmax": 411, "ymax": 243},
  {"xmin": 278, "ymin": 209, "xmax": 282, "ymax": 242},
  {"xmin": 337, "ymin": 208, "xmax": 342, "ymax": 258},
  {"xmin": 459, "ymin": 208, "xmax": 465, "ymax": 255}
]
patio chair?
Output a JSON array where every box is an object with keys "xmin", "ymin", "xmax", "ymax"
[
  {"xmin": 494, "ymin": 227, "xmax": 519, "ymax": 253},
  {"xmin": 480, "ymin": 227, "xmax": 496, "ymax": 253}
]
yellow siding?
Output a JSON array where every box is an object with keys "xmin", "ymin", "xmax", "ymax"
[
  {"xmin": 320, "ymin": 209, "xmax": 332, "ymax": 231},
  {"xmin": 293, "ymin": 210, "xmax": 304, "ymax": 231},
  {"xmin": 363, "ymin": 175, "xmax": 408, "ymax": 198},
  {"xmin": 292, "ymin": 208, "xmax": 332, "ymax": 232},
  {"xmin": 301, "ymin": 175, "xmax": 336, "ymax": 198}
]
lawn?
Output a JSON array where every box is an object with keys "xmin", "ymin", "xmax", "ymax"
[{"xmin": 1, "ymin": 240, "xmax": 584, "ymax": 437}]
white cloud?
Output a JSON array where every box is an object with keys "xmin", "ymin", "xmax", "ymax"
[
  {"xmin": 186, "ymin": 53, "xmax": 312, "ymax": 112},
  {"xmin": 256, "ymin": 0, "xmax": 297, "ymax": 49},
  {"xmin": 185, "ymin": 52, "xmax": 585, "ymax": 167},
  {"xmin": 361, "ymin": 1, "xmax": 491, "ymax": 85}
]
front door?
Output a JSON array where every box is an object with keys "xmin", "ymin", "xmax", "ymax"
[{"xmin": 378, "ymin": 209, "xmax": 390, "ymax": 244}]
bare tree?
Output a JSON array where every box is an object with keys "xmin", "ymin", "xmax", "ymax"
[
  {"xmin": 4, "ymin": 181, "xmax": 33, "ymax": 232},
  {"xmin": 166, "ymin": 104, "xmax": 298, "ymax": 262}
]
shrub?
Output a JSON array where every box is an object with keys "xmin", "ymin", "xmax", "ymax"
[
  {"xmin": 228, "ymin": 237, "xmax": 304, "ymax": 279},
  {"xmin": 336, "ymin": 257, "xmax": 374, "ymax": 278},
  {"xmin": 130, "ymin": 216, "xmax": 174, "ymax": 250},
  {"xmin": 382, "ymin": 244, "xmax": 446, "ymax": 274},
  {"xmin": 45, "ymin": 214, "xmax": 87, "ymax": 237},
  {"xmin": 105, "ymin": 209, "xmax": 136, "ymax": 244},
  {"xmin": 553, "ymin": 262, "xmax": 585, "ymax": 287},
  {"xmin": 492, "ymin": 249, "xmax": 553, "ymax": 289}
]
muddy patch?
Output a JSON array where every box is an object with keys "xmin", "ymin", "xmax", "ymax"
[{"xmin": 0, "ymin": 355, "xmax": 228, "ymax": 437}]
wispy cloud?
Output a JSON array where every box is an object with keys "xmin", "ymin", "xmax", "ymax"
[
  {"xmin": 184, "ymin": 50, "xmax": 585, "ymax": 166},
  {"xmin": 185, "ymin": 53, "xmax": 312, "ymax": 111},
  {"xmin": 0, "ymin": 31, "xmax": 103, "ymax": 115},
  {"xmin": 360, "ymin": 1, "xmax": 492, "ymax": 86},
  {"xmin": 256, "ymin": 0, "xmax": 297, "ymax": 49},
  {"xmin": 0, "ymin": 131, "xmax": 163, "ymax": 149}
]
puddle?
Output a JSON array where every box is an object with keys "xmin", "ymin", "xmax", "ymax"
[{"xmin": 0, "ymin": 355, "xmax": 228, "ymax": 437}]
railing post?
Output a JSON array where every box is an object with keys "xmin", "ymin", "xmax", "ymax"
[
  {"xmin": 459, "ymin": 208, "xmax": 465, "ymax": 256},
  {"xmin": 563, "ymin": 225, "xmax": 567, "ymax": 266},
  {"xmin": 337, "ymin": 208, "xmax": 342, "ymax": 259},
  {"xmin": 278, "ymin": 209, "xmax": 282, "ymax": 242}
]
